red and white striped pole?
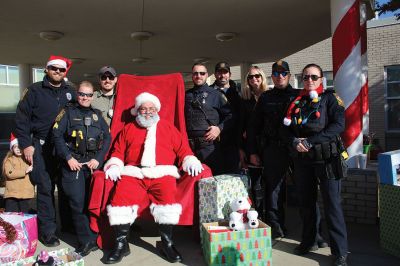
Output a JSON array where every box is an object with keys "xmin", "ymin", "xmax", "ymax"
[
  {"xmin": 360, "ymin": 2, "xmax": 369, "ymax": 135},
  {"xmin": 331, "ymin": 0, "xmax": 363, "ymax": 167}
]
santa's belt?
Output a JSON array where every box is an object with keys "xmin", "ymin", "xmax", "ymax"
[{"xmin": 120, "ymin": 164, "xmax": 181, "ymax": 179}]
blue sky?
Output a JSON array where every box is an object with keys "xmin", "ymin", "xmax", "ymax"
[{"xmin": 376, "ymin": 0, "xmax": 396, "ymax": 19}]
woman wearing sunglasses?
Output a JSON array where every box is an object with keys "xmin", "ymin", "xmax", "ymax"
[
  {"xmin": 284, "ymin": 63, "xmax": 348, "ymax": 266},
  {"xmin": 239, "ymin": 66, "xmax": 269, "ymax": 169}
]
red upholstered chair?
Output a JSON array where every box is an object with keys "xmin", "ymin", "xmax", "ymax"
[{"xmin": 88, "ymin": 73, "xmax": 212, "ymax": 249}]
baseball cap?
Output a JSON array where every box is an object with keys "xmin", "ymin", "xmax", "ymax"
[
  {"xmin": 272, "ymin": 60, "xmax": 290, "ymax": 72},
  {"xmin": 99, "ymin": 66, "xmax": 117, "ymax": 77},
  {"xmin": 215, "ymin": 62, "xmax": 230, "ymax": 73}
]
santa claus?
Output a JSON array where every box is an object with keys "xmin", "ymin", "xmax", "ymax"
[{"xmin": 103, "ymin": 92, "xmax": 203, "ymax": 264}]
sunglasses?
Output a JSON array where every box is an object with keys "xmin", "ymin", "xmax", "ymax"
[
  {"xmin": 248, "ymin": 74, "xmax": 262, "ymax": 79},
  {"xmin": 48, "ymin": 66, "xmax": 66, "ymax": 73},
  {"xmin": 138, "ymin": 107, "xmax": 157, "ymax": 113},
  {"xmin": 100, "ymin": 75, "xmax": 115, "ymax": 81},
  {"xmin": 272, "ymin": 71, "xmax": 289, "ymax": 77},
  {"xmin": 303, "ymin": 75, "xmax": 321, "ymax": 81},
  {"xmin": 192, "ymin": 72, "xmax": 206, "ymax": 76},
  {"xmin": 78, "ymin": 92, "xmax": 94, "ymax": 97}
]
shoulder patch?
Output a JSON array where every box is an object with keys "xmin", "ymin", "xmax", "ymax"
[
  {"xmin": 21, "ymin": 88, "xmax": 29, "ymax": 100},
  {"xmin": 55, "ymin": 109, "xmax": 66, "ymax": 123},
  {"xmin": 333, "ymin": 93, "xmax": 345, "ymax": 107}
]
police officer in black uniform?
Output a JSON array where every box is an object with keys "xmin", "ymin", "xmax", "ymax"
[
  {"xmin": 185, "ymin": 63, "xmax": 233, "ymax": 175},
  {"xmin": 285, "ymin": 64, "xmax": 348, "ymax": 266},
  {"xmin": 247, "ymin": 60, "xmax": 298, "ymax": 239},
  {"xmin": 15, "ymin": 56, "xmax": 75, "ymax": 247},
  {"xmin": 52, "ymin": 81, "xmax": 111, "ymax": 257},
  {"xmin": 210, "ymin": 62, "xmax": 241, "ymax": 174}
]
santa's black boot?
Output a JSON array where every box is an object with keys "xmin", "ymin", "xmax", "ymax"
[
  {"xmin": 159, "ymin": 224, "xmax": 182, "ymax": 263},
  {"xmin": 105, "ymin": 224, "xmax": 131, "ymax": 264}
]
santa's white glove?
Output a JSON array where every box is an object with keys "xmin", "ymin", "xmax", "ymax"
[
  {"xmin": 105, "ymin": 165, "xmax": 121, "ymax": 181},
  {"xmin": 183, "ymin": 156, "xmax": 204, "ymax": 177}
]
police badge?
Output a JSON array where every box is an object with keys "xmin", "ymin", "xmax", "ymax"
[
  {"xmin": 93, "ymin": 113, "xmax": 98, "ymax": 121},
  {"xmin": 66, "ymin": 92, "xmax": 72, "ymax": 101},
  {"xmin": 202, "ymin": 92, "xmax": 208, "ymax": 104}
]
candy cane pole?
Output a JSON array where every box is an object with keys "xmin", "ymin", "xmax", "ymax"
[
  {"xmin": 360, "ymin": 2, "xmax": 369, "ymax": 135},
  {"xmin": 331, "ymin": 0, "xmax": 363, "ymax": 167}
]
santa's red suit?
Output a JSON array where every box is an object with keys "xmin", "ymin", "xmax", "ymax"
[{"xmin": 104, "ymin": 118, "xmax": 197, "ymax": 226}]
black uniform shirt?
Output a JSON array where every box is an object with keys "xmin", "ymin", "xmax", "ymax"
[
  {"xmin": 15, "ymin": 76, "xmax": 76, "ymax": 149},
  {"xmin": 247, "ymin": 85, "xmax": 298, "ymax": 155},
  {"xmin": 52, "ymin": 104, "xmax": 111, "ymax": 167},
  {"xmin": 185, "ymin": 84, "xmax": 233, "ymax": 137}
]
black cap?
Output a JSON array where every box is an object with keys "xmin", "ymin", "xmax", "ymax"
[
  {"xmin": 272, "ymin": 60, "xmax": 290, "ymax": 72},
  {"xmin": 215, "ymin": 62, "xmax": 230, "ymax": 73},
  {"xmin": 98, "ymin": 66, "xmax": 117, "ymax": 77}
]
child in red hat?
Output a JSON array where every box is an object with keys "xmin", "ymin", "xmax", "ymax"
[{"xmin": 1, "ymin": 133, "xmax": 34, "ymax": 212}]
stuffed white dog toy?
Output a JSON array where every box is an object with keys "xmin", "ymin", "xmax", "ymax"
[{"xmin": 229, "ymin": 197, "xmax": 259, "ymax": 230}]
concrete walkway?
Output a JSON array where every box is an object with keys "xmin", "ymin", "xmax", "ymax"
[{"xmin": 33, "ymin": 207, "xmax": 400, "ymax": 266}]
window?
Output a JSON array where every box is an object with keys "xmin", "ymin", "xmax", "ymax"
[
  {"xmin": 0, "ymin": 64, "xmax": 20, "ymax": 113},
  {"xmin": 0, "ymin": 65, "xmax": 19, "ymax": 86},
  {"xmin": 294, "ymin": 71, "xmax": 334, "ymax": 90},
  {"xmin": 33, "ymin": 67, "xmax": 45, "ymax": 82},
  {"xmin": 385, "ymin": 65, "xmax": 400, "ymax": 131}
]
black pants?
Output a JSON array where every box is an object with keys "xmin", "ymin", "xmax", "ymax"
[
  {"xmin": 5, "ymin": 198, "xmax": 31, "ymax": 212},
  {"xmin": 294, "ymin": 159, "xmax": 348, "ymax": 256},
  {"xmin": 219, "ymin": 143, "xmax": 240, "ymax": 174},
  {"xmin": 190, "ymin": 139, "xmax": 223, "ymax": 175},
  {"xmin": 262, "ymin": 144, "xmax": 289, "ymax": 231},
  {"xmin": 31, "ymin": 139, "xmax": 58, "ymax": 238},
  {"xmin": 61, "ymin": 163, "xmax": 95, "ymax": 245}
]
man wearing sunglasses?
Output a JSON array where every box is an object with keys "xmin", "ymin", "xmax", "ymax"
[
  {"xmin": 15, "ymin": 55, "xmax": 76, "ymax": 247},
  {"xmin": 185, "ymin": 63, "xmax": 233, "ymax": 175},
  {"xmin": 247, "ymin": 60, "xmax": 298, "ymax": 239},
  {"xmin": 91, "ymin": 66, "xmax": 118, "ymax": 127},
  {"xmin": 52, "ymin": 81, "xmax": 111, "ymax": 257},
  {"xmin": 210, "ymin": 62, "xmax": 241, "ymax": 174}
]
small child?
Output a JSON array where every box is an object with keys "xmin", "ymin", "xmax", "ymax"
[{"xmin": 1, "ymin": 133, "xmax": 34, "ymax": 212}]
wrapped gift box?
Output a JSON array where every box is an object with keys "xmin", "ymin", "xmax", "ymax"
[
  {"xmin": 0, "ymin": 212, "xmax": 38, "ymax": 263},
  {"xmin": 379, "ymin": 184, "xmax": 400, "ymax": 258},
  {"xmin": 202, "ymin": 220, "xmax": 272, "ymax": 266},
  {"xmin": 4, "ymin": 247, "xmax": 84, "ymax": 266},
  {"xmin": 199, "ymin": 175, "xmax": 249, "ymax": 223}
]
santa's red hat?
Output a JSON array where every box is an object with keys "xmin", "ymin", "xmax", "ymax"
[
  {"xmin": 131, "ymin": 92, "xmax": 161, "ymax": 116},
  {"xmin": 9, "ymin": 132, "xmax": 18, "ymax": 150},
  {"xmin": 46, "ymin": 55, "xmax": 72, "ymax": 76}
]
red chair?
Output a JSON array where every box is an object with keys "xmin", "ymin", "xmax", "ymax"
[{"xmin": 88, "ymin": 73, "xmax": 212, "ymax": 249}]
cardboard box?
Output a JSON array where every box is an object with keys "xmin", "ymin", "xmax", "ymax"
[
  {"xmin": 199, "ymin": 175, "xmax": 249, "ymax": 223},
  {"xmin": 202, "ymin": 220, "xmax": 272, "ymax": 266}
]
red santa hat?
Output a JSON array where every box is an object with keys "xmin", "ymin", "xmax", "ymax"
[
  {"xmin": 131, "ymin": 92, "xmax": 161, "ymax": 116},
  {"xmin": 46, "ymin": 55, "xmax": 72, "ymax": 76},
  {"xmin": 9, "ymin": 132, "xmax": 18, "ymax": 150}
]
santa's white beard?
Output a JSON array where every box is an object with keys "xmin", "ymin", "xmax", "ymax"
[{"xmin": 136, "ymin": 113, "xmax": 160, "ymax": 128}]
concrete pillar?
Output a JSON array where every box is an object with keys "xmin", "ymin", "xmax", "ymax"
[{"xmin": 18, "ymin": 64, "xmax": 31, "ymax": 95}]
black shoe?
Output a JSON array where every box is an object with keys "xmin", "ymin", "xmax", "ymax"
[
  {"xmin": 333, "ymin": 255, "xmax": 347, "ymax": 266},
  {"xmin": 293, "ymin": 243, "xmax": 318, "ymax": 255},
  {"xmin": 76, "ymin": 240, "xmax": 99, "ymax": 257},
  {"xmin": 159, "ymin": 224, "xmax": 182, "ymax": 263},
  {"xmin": 317, "ymin": 239, "xmax": 329, "ymax": 248},
  {"xmin": 272, "ymin": 226, "xmax": 285, "ymax": 239},
  {"xmin": 40, "ymin": 235, "xmax": 60, "ymax": 247},
  {"xmin": 105, "ymin": 224, "xmax": 131, "ymax": 264}
]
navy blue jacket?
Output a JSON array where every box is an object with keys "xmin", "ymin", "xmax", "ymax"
[{"xmin": 15, "ymin": 76, "xmax": 76, "ymax": 149}]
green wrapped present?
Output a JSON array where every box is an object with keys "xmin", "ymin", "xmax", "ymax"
[
  {"xmin": 379, "ymin": 184, "xmax": 400, "ymax": 258},
  {"xmin": 202, "ymin": 221, "xmax": 272, "ymax": 266},
  {"xmin": 4, "ymin": 247, "xmax": 84, "ymax": 266},
  {"xmin": 199, "ymin": 175, "xmax": 249, "ymax": 223}
]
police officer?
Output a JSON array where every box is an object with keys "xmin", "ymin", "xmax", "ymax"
[
  {"xmin": 210, "ymin": 62, "xmax": 241, "ymax": 174},
  {"xmin": 185, "ymin": 63, "xmax": 233, "ymax": 175},
  {"xmin": 15, "ymin": 55, "xmax": 75, "ymax": 247},
  {"xmin": 247, "ymin": 60, "xmax": 298, "ymax": 239},
  {"xmin": 285, "ymin": 64, "xmax": 348, "ymax": 266},
  {"xmin": 52, "ymin": 81, "xmax": 111, "ymax": 257},
  {"xmin": 91, "ymin": 66, "xmax": 118, "ymax": 127}
]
